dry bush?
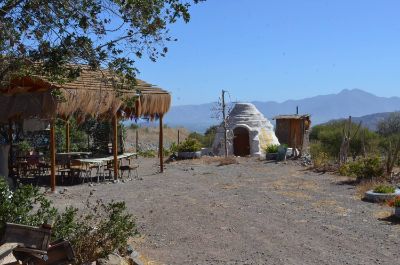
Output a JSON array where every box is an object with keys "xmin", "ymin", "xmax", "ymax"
[{"xmin": 217, "ymin": 157, "xmax": 239, "ymax": 166}]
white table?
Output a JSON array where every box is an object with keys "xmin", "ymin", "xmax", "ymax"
[{"xmin": 76, "ymin": 152, "xmax": 137, "ymax": 182}]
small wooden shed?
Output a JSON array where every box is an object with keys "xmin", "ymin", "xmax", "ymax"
[{"xmin": 274, "ymin": 114, "xmax": 311, "ymax": 151}]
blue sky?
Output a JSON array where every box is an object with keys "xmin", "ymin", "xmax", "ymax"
[{"xmin": 135, "ymin": 0, "xmax": 400, "ymax": 106}]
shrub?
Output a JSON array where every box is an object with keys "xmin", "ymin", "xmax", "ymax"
[
  {"xmin": 53, "ymin": 200, "xmax": 137, "ymax": 264},
  {"xmin": 373, "ymin": 185, "xmax": 396, "ymax": 194},
  {"xmin": 177, "ymin": 138, "xmax": 202, "ymax": 152},
  {"xmin": 129, "ymin": 123, "xmax": 140, "ymax": 130},
  {"xmin": 0, "ymin": 179, "xmax": 137, "ymax": 265},
  {"xmin": 310, "ymin": 142, "xmax": 330, "ymax": 169},
  {"xmin": 310, "ymin": 121, "xmax": 379, "ymax": 159},
  {"xmin": 265, "ymin": 144, "xmax": 279, "ymax": 154},
  {"xmin": 138, "ymin": 149, "xmax": 157, "ymax": 158},
  {"xmin": 338, "ymin": 156, "xmax": 384, "ymax": 181},
  {"xmin": 187, "ymin": 127, "xmax": 217, "ymax": 148},
  {"xmin": 0, "ymin": 178, "xmax": 57, "ymax": 232}
]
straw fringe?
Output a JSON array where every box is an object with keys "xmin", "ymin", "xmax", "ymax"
[{"xmin": 0, "ymin": 67, "xmax": 171, "ymax": 123}]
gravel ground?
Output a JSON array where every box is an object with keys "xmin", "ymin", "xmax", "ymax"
[{"xmin": 49, "ymin": 157, "xmax": 400, "ymax": 265}]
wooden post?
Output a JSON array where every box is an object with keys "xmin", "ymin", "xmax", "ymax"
[
  {"xmin": 8, "ymin": 120, "xmax": 13, "ymax": 178},
  {"xmin": 222, "ymin": 90, "xmax": 228, "ymax": 157},
  {"xmin": 50, "ymin": 120, "xmax": 56, "ymax": 192},
  {"xmin": 65, "ymin": 120, "xmax": 70, "ymax": 153},
  {"xmin": 178, "ymin": 129, "xmax": 180, "ymax": 145},
  {"xmin": 135, "ymin": 129, "xmax": 139, "ymax": 159},
  {"xmin": 159, "ymin": 115, "xmax": 164, "ymax": 173},
  {"xmin": 112, "ymin": 115, "xmax": 118, "ymax": 180}
]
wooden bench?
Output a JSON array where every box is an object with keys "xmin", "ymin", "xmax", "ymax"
[{"xmin": 0, "ymin": 223, "xmax": 75, "ymax": 265}]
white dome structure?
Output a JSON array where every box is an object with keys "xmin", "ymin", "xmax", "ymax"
[{"xmin": 212, "ymin": 103, "xmax": 279, "ymax": 157}]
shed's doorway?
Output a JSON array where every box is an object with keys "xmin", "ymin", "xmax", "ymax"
[{"xmin": 233, "ymin": 127, "xmax": 250, "ymax": 156}]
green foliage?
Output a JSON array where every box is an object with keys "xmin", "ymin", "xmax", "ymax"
[
  {"xmin": 0, "ymin": 0, "xmax": 203, "ymax": 87},
  {"xmin": 129, "ymin": 123, "xmax": 140, "ymax": 130},
  {"xmin": 187, "ymin": 125, "xmax": 218, "ymax": 148},
  {"xmin": 16, "ymin": 140, "xmax": 32, "ymax": 154},
  {"xmin": 338, "ymin": 156, "xmax": 384, "ymax": 181},
  {"xmin": 0, "ymin": 178, "xmax": 57, "ymax": 232},
  {"xmin": 177, "ymin": 138, "xmax": 202, "ymax": 152},
  {"xmin": 310, "ymin": 121, "xmax": 379, "ymax": 159},
  {"xmin": 54, "ymin": 201, "xmax": 137, "ymax": 264},
  {"xmin": 56, "ymin": 119, "xmax": 88, "ymax": 152},
  {"xmin": 0, "ymin": 179, "xmax": 137, "ymax": 265},
  {"xmin": 310, "ymin": 142, "xmax": 330, "ymax": 168},
  {"xmin": 265, "ymin": 144, "xmax": 279, "ymax": 154},
  {"xmin": 138, "ymin": 149, "xmax": 157, "ymax": 158},
  {"xmin": 373, "ymin": 185, "xmax": 395, "ymax": 194},
  {"xmin": 377, "ymin": 112, "xmax": 400, "ymax": 175}
]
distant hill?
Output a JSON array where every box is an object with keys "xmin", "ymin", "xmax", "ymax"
[
  {"xmin": 164, "ymin": 89, "xmax": 400, "ymax": 132},
  {"xmin": 334, "ymin": 112, "xmax": 394, "ymax": 131}
]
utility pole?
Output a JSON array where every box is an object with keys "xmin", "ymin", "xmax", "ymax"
[{"xmin": 222, "ymin": 90, "xmax": 228, "ymax": 157}]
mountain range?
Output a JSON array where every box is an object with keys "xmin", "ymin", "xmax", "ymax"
[{"xmin": 163, "ymin": 89, "xmax": 400, "ymax": 132}]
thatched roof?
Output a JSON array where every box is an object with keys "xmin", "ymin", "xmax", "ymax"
[{"xmin": 0, "ymin": 67, "xmax": 171, "ymax": 123}]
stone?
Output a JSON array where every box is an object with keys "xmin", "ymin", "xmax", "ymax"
[
  {"xmin": 212, "ymin": 103, "xmax": 279, "ymax": 157},
  {"xmin": 0, "ymin": 243, "xmax": 18, "ymax": 264},
  {"xmin": 96, "ymin": 253, "xmax": 130, "ymax": 265}
]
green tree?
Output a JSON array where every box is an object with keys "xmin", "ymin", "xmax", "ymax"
[
  {"xmin": 310, "ymin": 120, "xmax": 379, "ymax": 160},
  {"xmin": 187, "ymin": 125, "xmax": 218, "ymax": 148},
  {"xmin": 56, "ymin": 118, "xmax": 88, "ymax": 152},
  {"xmin": 377, "ymin": 112, "xmax": 400, "ymax": 175},
  {"xmin": 0, "ymin": 0, "xmax": 203, "ymax": 87}
]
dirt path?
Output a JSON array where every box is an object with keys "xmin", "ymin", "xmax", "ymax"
[{"xmin": 50, "ymin": 157, "xmax": 400, "ymax": 265}]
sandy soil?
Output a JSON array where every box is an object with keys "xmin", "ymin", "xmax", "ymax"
[{"xmin": 49, "ymin": 157, "xmax": 400, "ymax": 265}]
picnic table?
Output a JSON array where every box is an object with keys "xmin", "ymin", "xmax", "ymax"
[
  {"xmin": 76, "ymin": 152, "xmax": 136, "ymax": 182},
  {"xmin": 56, "ymin": 152, "xmax": 92, "ymax": 157}
]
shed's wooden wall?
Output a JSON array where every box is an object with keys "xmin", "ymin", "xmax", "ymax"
[{"xmin": 275, "ymin": 119, "xmax": 305, "ymax": 149}]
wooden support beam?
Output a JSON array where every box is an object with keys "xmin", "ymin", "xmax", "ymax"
[
  {"xmin": 159, "ymin": 115, "xmax": 164, "ymax": 173},
  {"xmin": 135, "ymin": 129, "xmax": 139, "ymax": 159},
  {"xmin": 65, "ymin": 120, "xmax": 70, "ymax": 152},
  {"xmin": 7, "ymin": 120, "xmax": 13, "ymax": 179},
  {"xmin": 50, "ymin": 120, "xmax": 56, "ymax": 192},
  {"xmin": 112, "ymin": 115, "xmax": 118, "ymax": 180}
]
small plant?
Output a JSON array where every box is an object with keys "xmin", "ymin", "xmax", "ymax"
[
  {"xmin": 17, "ymin": 140, "xmax": 32, "ymax": 154},
  {"xmin": 388, "ymin": 196, "xmax": 400, "ymax": 207},
  {"xmin": 177, "ymin": 138, "xmax": 202, "ymax": 152},
  {"xmin": 138, "ymin": 149, "xmax": 157, "ymax": 158},
  {"xmin": 373, "ymin": 185, "xmax": 396, "ymax": 194},
  {"xmin": 129, "ymin": 123, "xmax": 140, "ymax": 130},
  {"xmin": 265, "ymin": 144, "xmax": 279, "ymax": 154}
]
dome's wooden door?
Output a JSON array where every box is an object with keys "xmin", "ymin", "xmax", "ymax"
[{"xmin": 233, "ymin": 127, "xmax": 250, "ymax": 156}]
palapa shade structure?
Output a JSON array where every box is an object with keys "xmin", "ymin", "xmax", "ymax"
[
  {"xmin": 0, "ymin": 66, "xmax": 171, "ymax": 191},
  {"xmin": 0, "ymin": 67, "xmax": 171, "ymax": 121}
]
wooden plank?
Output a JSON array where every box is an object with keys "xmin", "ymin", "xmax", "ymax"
[
  {"xmin": 1, "ymin": 223, "xmax": 51, "ymax": 251},
  {"xmin": 32, "ymin": 240, "xmax": 75, "ymax": 265},
  {"xmin": 112, "ymin": 115, "xmax": 118, "ymax": 180},
  {"xmin": 159, "ymin": 115, "xmax": 164, "ymax": 173},
  {"xmin": 50, "ymin": 120, "xmax": 56, "ymax": 192},
  {"xmin": 65, "ymin": 121, "xmax": 70, "ymax": 153}
]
